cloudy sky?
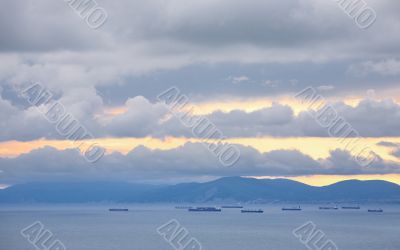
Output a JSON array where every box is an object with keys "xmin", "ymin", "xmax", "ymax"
[{"xmin": 1, "ymin": 0, "xmax": 400, "ymax": 186}]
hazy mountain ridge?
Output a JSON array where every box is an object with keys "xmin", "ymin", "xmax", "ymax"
[{"xmin": 1, "ymin": 177, "xmax": 399, "ymax": 203}]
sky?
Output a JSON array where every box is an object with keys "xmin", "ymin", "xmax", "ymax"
[{"xmin": 1, "ymin": 0, "xmax": 400, "ymax": 186}]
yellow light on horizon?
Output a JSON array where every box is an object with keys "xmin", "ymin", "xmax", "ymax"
[
  {"xmin": 2, "ymin": 136, "xmax": 400, "ymax": 163},
  {"xmin": 250, "ymin": 174, "xmax": 400, "ymax": 186}
]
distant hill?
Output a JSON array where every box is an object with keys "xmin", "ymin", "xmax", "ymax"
[{"xmin": 1, "ymin": 177, "xmax": 400, "ymax": 203}]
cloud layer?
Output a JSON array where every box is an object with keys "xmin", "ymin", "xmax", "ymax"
[
  {"xmin": 1, "ymin": 0, "xmax": 400, "ymax": 182},
  {"xmin": 0, "ymin": 143, "xmax": 397, "ymax": 184},
  {"xmin": 2, "ymin": 92, "xmax": 400, "ymax": 141},
  {"xmin": 0, "ymin": 0, "xmax": 400, "ymax": 101}
]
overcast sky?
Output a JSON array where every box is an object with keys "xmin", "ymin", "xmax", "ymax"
[{"xmin": 1, "ymin": 0, "xmax": 400, "ymax": 185}]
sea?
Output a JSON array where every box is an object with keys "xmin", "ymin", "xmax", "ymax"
[{"xmin": 0, "ymin": 204, "xmax": 399, "ymax": 250}]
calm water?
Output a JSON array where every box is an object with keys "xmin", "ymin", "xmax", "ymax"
[{"xmin": 0, "ymin": 204, "xmax": 399, "ymax": 250}]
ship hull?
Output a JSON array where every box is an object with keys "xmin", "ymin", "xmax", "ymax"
[
  {"xmin": 188, "ymin": 207, "xmax": 222, "ymax": 212},
  {"xmin": 241, "ymin": 210, "xmax": 263, "ymax": 213},
  {"xmin": 109, "ymin": 209, "xmax": 129, "ymax": 212}
]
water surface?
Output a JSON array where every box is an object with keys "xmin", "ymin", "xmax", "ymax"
[{"xmin": 0, "ymin": 204, "xmax": 399, "ymax": 250}]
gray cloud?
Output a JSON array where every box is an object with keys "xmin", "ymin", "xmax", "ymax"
[
  {"xmin": 104, "ymin": 96, "xmax": 169, "ymax": 137},
  {"xmin": 214, "ymin": 98, "xmax": 400, "ymax": 137},
  {"xmin": 377, "ymin": 141, "xmax": 400, "ymax": 159},
  {"xmin": 377, "ymin": 141, "xmax": 399, "ymax": 148},
  {"xmin": 3, "ymin": 0, "xmax": 399, "ymax": 56},
  {"xmin": 0, "ymin": 0, "xmax": 399, "ymax": 102},
  {"xmin": 1, "ymin": 0, "xmax": 400, "ymax": 183},
  {"xmin": 349, "ymin": 59, "xmax": 400, "ymax": 76},
  {"xmin": 0, "ymin": 0, "xmax": 108, "ymax": 52},
  {"xmin": 3, "ymin": 92, "xmax": 400, "ymax": 141},
  {"xmin": 128, "ymin": 97, "xmax": 400, "ymax": 138},
  {"xmin": 0, "ymin": 143, "xmax": 397, "ymax": 184},
  {"xmin": 392, "ymin": 149, "xmax": 400, "ymax": 159}
]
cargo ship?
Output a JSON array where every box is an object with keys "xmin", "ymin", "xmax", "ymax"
[
  {"xmin": 188, "ymin": 207, "xmax": 222, "ymax": 212},
  {"xmin": 368, "ymin": 209, "xmax": 383, "ymax": 213},
  {"xmin": 109, "ymin": 208, "xmax": 129, "ymax": 212},
  {"xmin": 221, "ymin": 205, "xmax": 244, "ymax": 209},
  {"xmin": 341, "ymin": 206, "xmax": 360, "ymax": 210},
  {"xmin": 241, "ymin": 209, "xmax": 263, "ymax": 213},
  {"xmin": 282, "ymin": 206, "xmax": 302, "ymax": 211},
  {"xmin": 319, "ymin": 206, "xmax": 338, "ymax": 210}
]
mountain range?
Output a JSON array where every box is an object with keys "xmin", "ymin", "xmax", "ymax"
[{"xmin": 1, "ymin": 177, "xmax": 399, "ymax": 203}]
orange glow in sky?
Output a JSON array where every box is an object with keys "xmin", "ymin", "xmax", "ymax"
[{"xmin": 250, "ymin": 174, "xmax": 400, "ymax": 186}]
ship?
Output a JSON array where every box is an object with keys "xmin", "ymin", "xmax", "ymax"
[
  {"xmin": 241, "ymin": 209, "xmax": 263, "ymax": 213},
  {"xmin": 221, "ymin": 205, "xmax": 244, "ymax": 209},
  {"xmin": 109, "ymin": 208, "xmax": 129, "ymax": 212},
  {"xmin": 188, "ymin": 207, "xmax": 222, "ymax": 212},
  {"xmin": 282, "ymin": 206, "xmax": 302, "ymax": 211},
  {"xmin": 368, "ymin": 209, "xmax": 383, "ymax": 213},
  {"xmin": 341, "ymin": 205, "xmax": 360, "ymax": 210},
  {"xmin": 319, "ymin": 206, "xmax": 338, "ymax": 210}
]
